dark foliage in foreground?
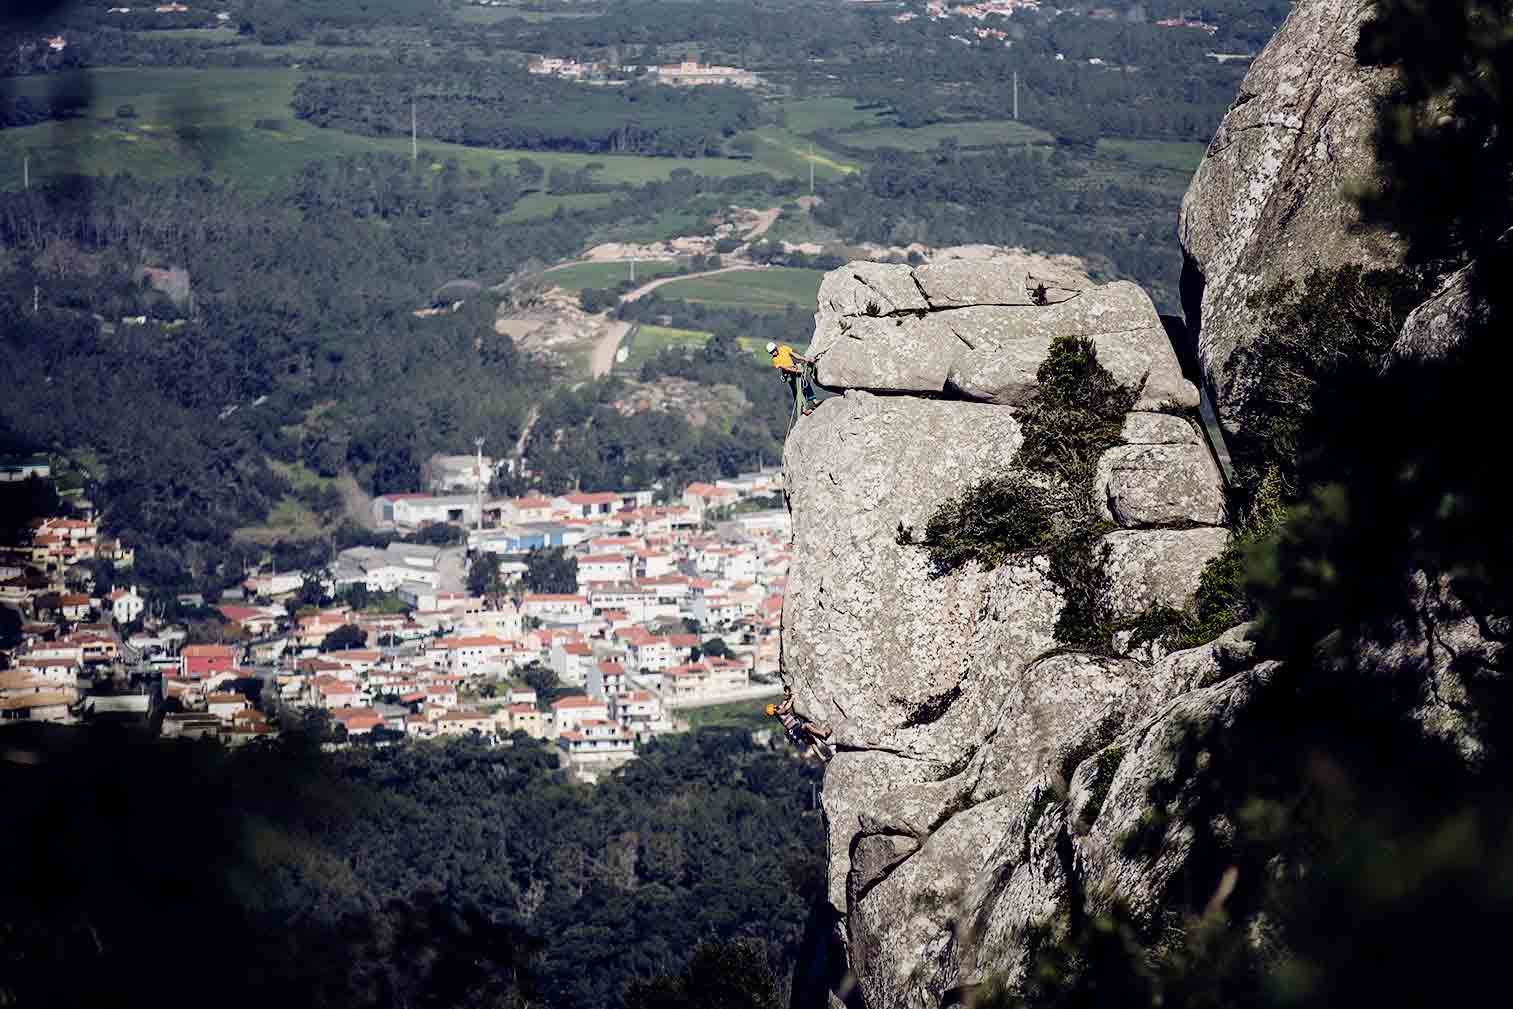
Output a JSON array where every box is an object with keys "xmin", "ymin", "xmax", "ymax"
[{"xmin": 0, "ymin": 727, "xmax": 824, "ymax": 1009}]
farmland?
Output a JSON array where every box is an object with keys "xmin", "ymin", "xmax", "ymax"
[
  {"xmin": 743, "ymin": 127, "xmax": 860, "ymax": 181},
  {"xmin": 621, "ymin": 324, "xmax": 713, "ymax": 369},
  {"xmin": 652, "ymin": 267, "xmax": 825, "ymax": 311},
  {"xmin": 0, "ymin": 67, "xmax": 792, "ymax": 195},
  {"xmin": 1098, "ymin": 139, "xmax": 1210, "ymax": 173},
  {"xmin": 777, "ymin": 96, "xmax": 888, "ymax": 135},
  {"xmin": 836, "ymin": 119, "xmax": 1055, "ymax": 151},
  {"xmin": 542, "ymin": 259, "xmax": 681, "ymax": 293}
]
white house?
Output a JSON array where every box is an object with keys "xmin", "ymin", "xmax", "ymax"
[
  {"xmin": 577, "ymin": 553, "xmax": 634, "ymax": 585},
  {"xmin": 557, "ymin": 719, "xmax": 636, "ymax": 763},
  {"xmin": 693, "ymin": 593, "xmax": 745, "ymax": 628},
  {"xmin": 553, "ymin": 492, "xmax": 620, "ymax": 519},
  {"xmin": 372, "ymin": 493, "xmax": 481, "ymax": 529},
  {"xmin": 609, "ymin": 690, "xmax": 664, "ymax": 735},
  {"xmin": 429, "ymin": 635, "xmax": 511, "ymax": 676},
  {"xmin": 520, "ymin": 594, "xmax": 593, "ymax": 624},
  {"xmin": 108, "ymin": 585, "xmax": 145, "ymax": 624},
  {"xmin": 551, "ymin": 695, "xmax": 610, "ymax": 732},
  {"xmin": 585, "ymin": 660, "xmax": 629, "ymax": 699},
  {"xmin": 550, "ymin": 641, "xmax": 597, "ymax": 687},
  {"xmin": 207, "ymin": 692, "xmax": 249, "ymax": 719},
  {"xmin": 681, "ymin": 482, "xmax": 739, "ymax": 519},
  {"xmin": 624, "ymin": 634, "xmax": 676, "ymax": 672}
]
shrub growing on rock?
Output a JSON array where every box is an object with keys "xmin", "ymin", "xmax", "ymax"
[
  {"xmin": 916, "ymin": 478, "xmax": 1056, "ymax": 573},
  {"xmin": 908, "ymin": 333, "xmax": 1136, "ymax": 648}
]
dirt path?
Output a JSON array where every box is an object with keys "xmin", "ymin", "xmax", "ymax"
[
  {"xmin": 589, "ymin": 320, "xmax": 633, "ymax": 379},
  {"xmin": 619, "ymin": 263, "xmax": 758, "ymax": 303},
  {"xmin": 587, "ymin": 264, "xmax": 767, "ymax": 378},
  {"xmin": 743, "ymin": 207, "xmax": 782, "ymax": 241}
]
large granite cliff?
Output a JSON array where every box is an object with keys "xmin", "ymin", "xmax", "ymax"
[
  {"xmin": 778, "ymin": 3, "xmax": 1507, "ymax": 1006},
  {"xmin": 1178, "ymin": 0, "xmax": 1401, "ymax": 437},
  {"xmin": 782, "ymin": 259, "xmax": 1233, "ymax": 1008}
]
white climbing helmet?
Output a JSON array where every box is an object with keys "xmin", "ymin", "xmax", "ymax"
[{"xmin": 765, "ymin": 341, "xmax": 778, "ymax": 353}]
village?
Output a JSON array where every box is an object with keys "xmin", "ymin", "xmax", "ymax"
[{"xmin": 0, "ymin": 451, "xmax": 791, "ymax": 780}]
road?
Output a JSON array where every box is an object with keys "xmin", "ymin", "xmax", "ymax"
[
  {"xmin": 588, "ymin": 264, "xmax": 765, "ymax": 379},
  {"xmin": 742, "ymin": 206, "xmax": 781, "ymax": 241}
]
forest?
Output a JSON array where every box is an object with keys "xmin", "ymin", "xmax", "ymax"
[
  {"xmin": 0, "ymin": 723, "xmax": 826, "ymax": 1009},
  {"xmin": 292, "ymin": 70, "xmax": 759, "ymax": 158},
  {"xmin": 815, "ymin": 142, "xmax": 1191, "ymax": 308}
]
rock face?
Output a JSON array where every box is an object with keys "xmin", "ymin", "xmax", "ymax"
[
  {"xmin": 1178, "ymin": 0, "xmax": 1402, "ymax": 435},
  {"xmin": 807, "ymin": 263, "xmax": 1198, "ymax": 411},
  {"xmin": 784, "ymin": 262, "xmax": 1230, "ymax": 1009}
]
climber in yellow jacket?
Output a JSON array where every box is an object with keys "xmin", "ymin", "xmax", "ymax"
[{"xmin": 767, "ymin": 341, "xmax": 819, "ymax": 421}]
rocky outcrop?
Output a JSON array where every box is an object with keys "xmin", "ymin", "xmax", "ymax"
[
  {"xmin": 1178, "ymin": 0, "xmax": 1402, "ymax": 435},
  {"xmin": 808, "ymin": 262, "xmax": 1197, "ymax": 411},
  {"xmin": 785, "ymin": 262, "xmax": 1230, "ymax": 1009}
]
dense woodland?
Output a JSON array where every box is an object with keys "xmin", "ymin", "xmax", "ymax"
[{"xmin": 0, "ymin": 725, "xmax": 825, "ymax": 1009}]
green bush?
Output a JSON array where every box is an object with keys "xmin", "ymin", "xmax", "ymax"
[
  {"xmin": 906, "ymin": 333, "xmax": 1139, "ymax": 649},
  {"xmin": 915, "ymin": 477, "xmax": 1055, "ymax": 574},
  {"xmin": 1120, "ymin": 467, "xmax": 1287, "ymax": 652},
  {"xmin": 1049, "ymin": 525, "xmax": 1118, "ymax": 649},
  {"xmin": 1019, "ymin": 334, "xmax": 1139, "ymax": 478}
]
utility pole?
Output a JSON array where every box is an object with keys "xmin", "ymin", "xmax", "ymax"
[
  {"xmin": 629, "ymin": 257, "xmax": 635, "ymax": 284},
  {"xmin": 808, "ymin": 144, "xmax": 814, "ymax": 195},
  {"xmin": 23, "ymin": 153, "xmax": 29, "ymax": 191},
  {"xmin": 33, "ymin": 285, "xmax": 39, "ymax": 314},
  {"xmin": 1013, "ymin": 71, "xmax": 1019, "ymax": 121},
  {"xmin": 474, "ymin": 436, "xmax": 486, "ymax": 534},
  {"xmin": 411, "ymin": 99, "xmax": 418, "ymax": 162}
]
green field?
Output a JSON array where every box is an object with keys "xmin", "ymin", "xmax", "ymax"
[
  {"xmin": 742, "ymin": 127, "xmax": 860, "ymax": 181},
  {"xmin": 500, "ymin": 191, "xmax": 620, "ymax": 222},
  {"xmin": 0, "ymin": 68, "xmax": 797, "ymax": 194},
  {"xmin": 621, "ymin": 324, "xmax": 712, "ymax": 369},
  {"xmin": 1099, "ymin": 139, "xmax": 1209, "ymax": 173},
  {"xmin": 779, "ymin": 96, "xmax": 888, "ymax": 135},
  {"xmin": 653, "ymin": 267, "xmax": 825, "ymax": 310},
  {"xmin": 838, "ymin": 119, "xmax": 1055, "ymax": 151},
  {"xmin": 542, "ymin": 259, "xmax": 681, "ymax": 292}
]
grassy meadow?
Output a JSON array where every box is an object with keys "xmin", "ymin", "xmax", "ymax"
[
  {"xmin": 621, "ymin": 323, "xmax": 712, "ymax": 368},
  {"xmin": 543, "ymin": 259, "xmax": 681, "ymax": 292},
  {"xmin": 1098, "ymin": 139, "xmax": 1209, "ymax": 173},
  {"xmin": 653, "ymin": 267, "xmax": 824, "ymax": 311}
]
